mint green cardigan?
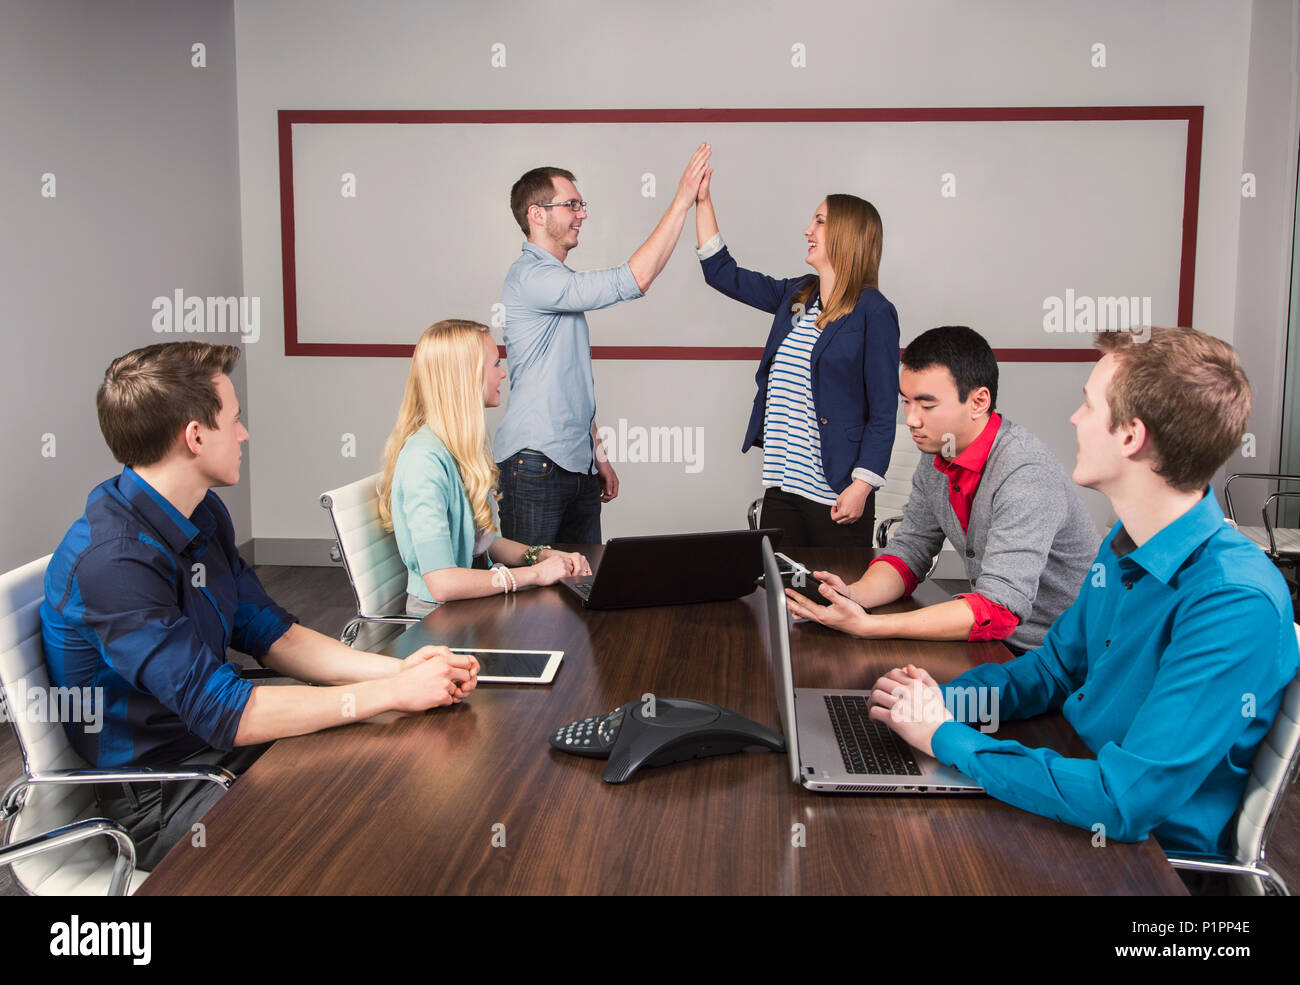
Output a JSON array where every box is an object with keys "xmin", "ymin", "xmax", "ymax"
[{"xmin": 390, "ymin": 427, "xmax": 477, "ymax": 603}]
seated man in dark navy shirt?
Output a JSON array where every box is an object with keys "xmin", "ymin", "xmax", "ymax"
[{"xmin": 42, "ymin": 341, "xmax": 479, "ymax": 870}]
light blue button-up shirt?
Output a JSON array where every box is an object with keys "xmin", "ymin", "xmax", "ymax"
[
  {"xmin": 493, "ymin": 241, "xmax": 644, "ymax": 473},
  {"xmin": 931, "ymin": 486, "xmax": 1298, "ymax": 855}
]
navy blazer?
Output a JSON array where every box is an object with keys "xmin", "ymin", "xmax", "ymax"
[{"xmin": 701, "ymin": 245, "xmax": 900, "ymax": 493}]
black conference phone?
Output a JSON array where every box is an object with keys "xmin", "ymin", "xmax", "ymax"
[{"xmin": 550, "ymin": 697, "xmax": 785, "ymax": 783}]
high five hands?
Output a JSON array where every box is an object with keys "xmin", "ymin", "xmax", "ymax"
[{"xmin": 674, "ymin": 142, "xmax": 712, "ymax": 210}]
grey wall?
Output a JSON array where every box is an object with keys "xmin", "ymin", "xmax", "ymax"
[
  {"xmin": 1226, "ymin": 0, "xmax": 1299, "ymax": 489},
  {"xmin": 232, "ymin": 0, "xmax": 1280, "ymax": 558},
  {"xmin": 0, "ymin": 0, "xmax": 248, "ymax": 572}
]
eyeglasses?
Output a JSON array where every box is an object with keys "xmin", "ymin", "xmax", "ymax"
[{"xmin": 536, "ymin": 199, "xmax": 588, "ymax": 213}]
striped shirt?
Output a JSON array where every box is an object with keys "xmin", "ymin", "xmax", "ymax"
[{"xmin": 761, "ymin": 301, "xmax": 837, "ymax": 505}]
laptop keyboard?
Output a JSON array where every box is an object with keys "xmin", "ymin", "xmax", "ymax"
[
  {"xmin": 570, "ymin": 578, "xmax": 594, "ymax": 600},
  {"xmin": 824, "ymin": 695, "xmax": 922, "ymax": 776}
]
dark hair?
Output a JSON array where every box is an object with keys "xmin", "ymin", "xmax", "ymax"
[
  {"xmin": 1094, "ymin": 325, "xmax": 1251, "ymax": 492},
  {"xmin": 901, "ymin": 326, "xmax": 998, "ymax": 410},
  {"xmin": 510, "ymin": 166, "xmax": 576, "ymax": 235},
  {"xmin": 96, "ymin": 341, "xmax": 241, "ymax": 467}
]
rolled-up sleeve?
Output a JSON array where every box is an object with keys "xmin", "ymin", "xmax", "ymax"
[
  {"xmin": 72, "ymin": 541, "xmax": 253, "ymax": 751},
  {"xmin": 957, "ymin": 592, "xmax": 1020, "ymax": 642},
  {"xmin": 230, "ymin": 553, "xmax": 295, "ymax": 659},
  {"xmin": 517, "ymin": 260, "xmax": 642, "ymax": 313},
  {"xmin": 695, "ymin": 232, "xmax": 725, "ymax": 260},
  {"xmin": 868, "ymin": 554, "xmax": 920, "ymax": 597}
]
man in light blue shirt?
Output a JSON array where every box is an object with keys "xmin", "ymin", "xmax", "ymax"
[
  {"xmin": 867, "ymin": 325, "xmax": 1297, "ymax": 889},
  {"xmin": 495, "ymin": 145, "xmax": 711, "ymax": 545}
]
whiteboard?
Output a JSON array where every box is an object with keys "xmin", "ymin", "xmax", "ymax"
[{"xmin": 284, "ymin": 111, "xmax": 1192, "ymax": 355}]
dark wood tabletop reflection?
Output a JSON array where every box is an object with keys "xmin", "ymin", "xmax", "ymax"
[{"xmin": 139, "ymin": 547, "xmax": 1185, "ymax": 895}]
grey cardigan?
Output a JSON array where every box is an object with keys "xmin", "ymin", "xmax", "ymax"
[{"xmin": 884, "ymin": 418, "xmax": 1099, "ymax": 650}]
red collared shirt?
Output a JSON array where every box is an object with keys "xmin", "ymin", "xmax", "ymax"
[{"xmin": 870, "ymin": 413, "xmax": 1020, "ymax": 642}]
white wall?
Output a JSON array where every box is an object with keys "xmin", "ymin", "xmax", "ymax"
[{"xmin": 232, "ymin": 0, "xmax": 1269, "ymax": 554}]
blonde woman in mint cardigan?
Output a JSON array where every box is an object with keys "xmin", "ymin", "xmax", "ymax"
[{"xmin": 378, "ymin": 320, "xmax": 591, "ymax": 615}]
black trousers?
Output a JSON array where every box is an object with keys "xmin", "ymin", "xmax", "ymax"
[
  {"xmin": 94, "ymin": 743, "xmax": 270, "ymax": 871},
  {"xmin": 760, "ymin": 487, "xmax": 876, "ymax": 550}
]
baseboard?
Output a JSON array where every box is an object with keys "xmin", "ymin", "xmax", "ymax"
[{"xmin": 248, "ymin": 538, "xmax": 338, "ymax": 567}]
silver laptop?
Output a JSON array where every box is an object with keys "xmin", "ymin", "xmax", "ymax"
[{"xmin": 760, "ymin": 537, "xmax": 984, "ymax": 794}]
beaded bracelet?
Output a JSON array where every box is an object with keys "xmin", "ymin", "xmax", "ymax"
[
  {"xmin": 523, "ymin": 544, "xmax": 552, "ymax": 566},
  {"xmin": 492, "ymin": 563, "xmax": 517, "ymax": 594}
]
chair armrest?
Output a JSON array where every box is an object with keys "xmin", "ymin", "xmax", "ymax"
[
  {"xmin": 1224, "ymin": 472, "xmax": 1300, "ymax": 522},
  {"xmin": 2, "ymin": 766, "xmax": 235, "ymax": 818},
  {"xmin": 1261, "ymin": 491, "xmax": 1300, "ymax": 557},
  {"xmin": 354, "ymin": 614, "xmax": 420, "ymax": 625},
  {"xmin": 1165, "ymin": 851, "xmax": 1288, "ymax": 894},
  {"xmin": 1164, "ymin": 851, "xmax": 1238, "ymax": 872},
  {"xmin": 875, "ymin": 515, "xmax": 902, "ymax": 549},
  {"xmin": 0, "ymin": 816, "xmax": 136, "ymax": 895}
]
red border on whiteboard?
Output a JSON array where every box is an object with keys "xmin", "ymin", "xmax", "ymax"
[{"xmin": 278, "ymin": 106, "xmax": 1202, "ymax": 360}]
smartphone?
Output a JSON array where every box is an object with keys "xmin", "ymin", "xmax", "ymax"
[{"xmin": 776, "ymin": 553, "xmax": 848, "ymax": 608}]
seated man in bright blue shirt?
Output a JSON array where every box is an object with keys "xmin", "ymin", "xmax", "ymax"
[
  {"xmin": 42, "ymin": 341, "xmax": 479, "ymax": 869},
  {"xmin": 494, "ymin": 144, "xmax": 710, "ymax": 545},
  {"xmin": 868, "ymin": 325, "xmax": 1298, "ymax": 881}
]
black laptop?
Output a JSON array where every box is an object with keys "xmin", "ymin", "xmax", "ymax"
[{"xmin": 561, "ymin": 528, "xmax": 783, "ymax": 609}]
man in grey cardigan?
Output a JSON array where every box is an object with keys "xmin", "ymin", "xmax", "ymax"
[{"xmin": 785, "ymin": 326, "xmax": 1098, "ymax": 655}]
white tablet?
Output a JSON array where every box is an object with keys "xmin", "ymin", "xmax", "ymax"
[{"xmin": 449, "ymin": 648, "xmax": 563, "ymax": 685}]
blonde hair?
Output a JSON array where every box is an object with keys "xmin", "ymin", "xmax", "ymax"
[
  {"xmin": 378, "ymin": 320, "xmax": 499, "ymax": 532},
  {"xmin": 792, "ymin": 194, "xmax": 883, "ymax": 328}
]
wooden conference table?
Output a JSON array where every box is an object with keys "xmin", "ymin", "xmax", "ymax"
[{"xmin": 140, "ymin": 547, "xmax": 1186, "ymax": 895}]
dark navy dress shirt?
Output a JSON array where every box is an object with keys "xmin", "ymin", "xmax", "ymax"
[{"xmin": 41, "ymin": 468, "xmax": 295, "ymax": 768}]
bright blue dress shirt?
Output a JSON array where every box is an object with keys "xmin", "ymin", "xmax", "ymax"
[
  {"xmin": 493, "ymin": 241, "xmax": 643, "ymax": 473},
  {"xmin": 41, "ymin": 468, "xmax": 295, "ymax": 768},
  {"xmin": 932, "ymin": 487, "xmax": 1298, "ymax": 855}
]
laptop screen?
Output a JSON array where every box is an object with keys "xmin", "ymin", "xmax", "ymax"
[{"xmin": 760, "ymin": 537, "xmax": 803, "ymax": 784}]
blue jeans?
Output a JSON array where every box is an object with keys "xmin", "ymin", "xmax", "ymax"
[{"xmin": 497, "ymin": 449, "xmax": 602, "ymax": 546}]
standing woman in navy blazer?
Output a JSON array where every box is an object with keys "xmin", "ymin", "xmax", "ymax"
[{"xmin": 695, "ymin": 169, "xmax": 899, "ymax": 549}]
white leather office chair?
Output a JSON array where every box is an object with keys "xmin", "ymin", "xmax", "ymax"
[
  {"xmin": 0, "ymin": 555, "xmax": 233, "ymax": 895},
  {"xmin": 1165, "ymin": 624, "xmax": 1300, "ymax": 895},
  {"xmin": 872, "ymin": 422, "xmax": 923, "ymax": 548},
  {"xmin": 1224, "ymin": 475, "xmax": 1300, "ymax": 614},
  {"xmin": 321, "ymin": 472, "xmax": 417, "ymax": 651}
]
